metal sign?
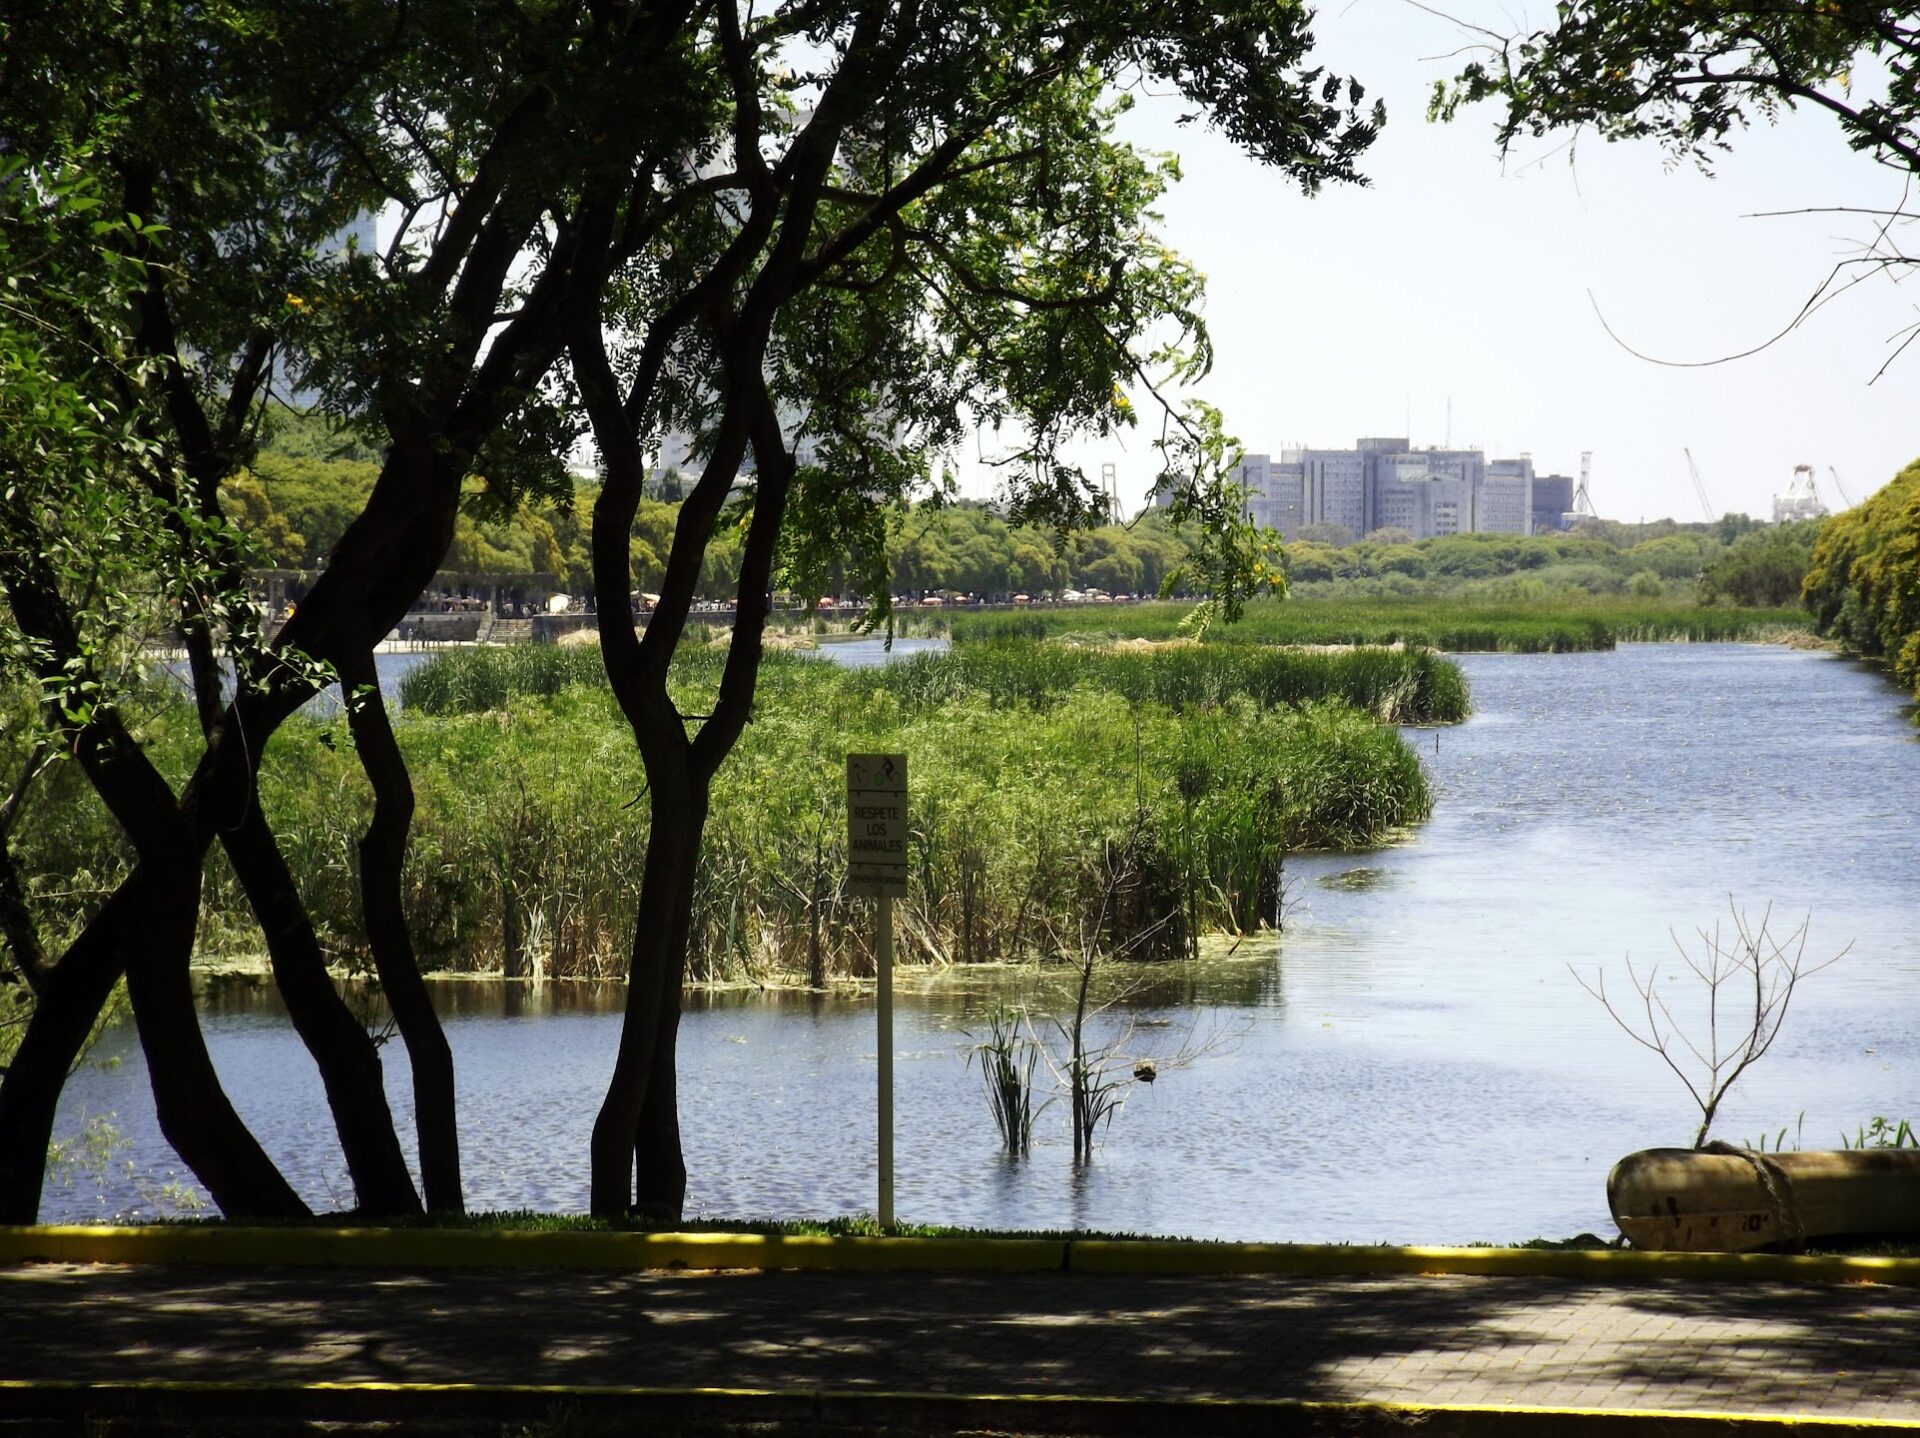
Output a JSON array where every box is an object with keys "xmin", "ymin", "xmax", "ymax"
[
  {"xmin": 846, "ymin": 753, "xmax": 907, "ymax": 898},
  {"xmin": 847, "ymin": 752, "xmax": 907, "ymax": 1229}
]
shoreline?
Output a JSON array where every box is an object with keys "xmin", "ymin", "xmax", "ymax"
[{"xmin": 186, "ymin": 937, "xmax": 1279, "ymax": 993}]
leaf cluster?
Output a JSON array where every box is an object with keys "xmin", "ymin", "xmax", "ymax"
[
  {"xmin": 1802, "ymin": 454, "xmax": 1920, "ymax": 692},
  {"xmin": 1435, "ymin": 2, "xmax": 1919, "ymax": 177}
]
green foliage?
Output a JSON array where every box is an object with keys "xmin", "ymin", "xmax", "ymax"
[
  {"xmin": 588, "ymin": 10, "xmax": 1384, "ymax": 654},
  {"xmin": 1699, "ymin": 521, "xmax": 1825, "ymax": 607},
  {"xmin": 1435, "ymin": 3, "xmax": 1919, "ymax": 186},
  {"xmin": 1842, "ymin": 1117, "xmax": 1919, "ymax": 1150},
  {"xmin": 255, "ymin": 410, "xmax": 382, "ymax": 466},
  {"xmin": 965, "ymin": 1004, "xmax": 1040, "ymax": 1157},
  {"xmin": 1274, "ymin": 524, "xmax": 1774, "ymax": 603},
  {"xmin": 400, "ymin": 646, "xmax": 615, "ymax": 716},
  {"xmin": 1802, "ymin": 458, "xmax": 1920, "ymax": 695},
  {"xmin": 239, "ymin": 444, "xmax": 601, "ymax": 587},
  {"xmin": 242, "ymin": 453, "xmax": 377, "ymax": 567},
  {"xmin": 0, "ymin": 162, "xmax": 189, "ymax": 727}
]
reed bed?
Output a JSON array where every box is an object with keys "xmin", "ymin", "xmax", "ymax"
[
  {"xmin": 296, "ymin": 683, "xmax": 1429, "ymax": 982},
  {"xmin": 403, "ymin": 632, "xmax": 1469, "ymax": 725},
  {"xmin": 849, "ymin": 639, "xmax": 1468, "ymax": 724},
  {"xmin": 951, "ymin": 598, "xmax": 1807, "ymax": 652},
  {"xmin": 22, "ymin": 641, "xmax": 1440, "ymax": 986},
  {"xmin": 399, "ymin": 642, "xmax": 616, "ymax": 714}
]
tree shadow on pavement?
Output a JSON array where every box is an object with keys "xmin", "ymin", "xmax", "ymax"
[{"xmin": 1, "ymin": 1263, "xmax": 1915, "ymax": 1422}]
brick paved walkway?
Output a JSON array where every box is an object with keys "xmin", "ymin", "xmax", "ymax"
[
  {"xmin": 2, "ymin": 1263, "xmax": 1916, "ymax": 1430},
  {"xmin": 3, "ymin": 1259, "xmax": 1920, "ymax": 1420}
]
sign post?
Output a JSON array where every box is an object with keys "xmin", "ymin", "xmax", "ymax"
[{"xmin": 846, "ymin": 753, "xmax": 907, "ymax": 1230}]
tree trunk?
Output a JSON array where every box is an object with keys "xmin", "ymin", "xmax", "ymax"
[
  {"xmin": 123, "ymin": 851, "xmax": 309, "ymax": 1219},
  {"xmin": 589, "ymin": 774, "xmax": 707, "ymax": 1217},
  {"xmin": 341, "ymin": 651, "xmax": 463, "ymax": 1213},
  {"xmin": 218, "ymin": 803, "xmax": 422, "ymax": 1217},
  {"xmin": 0, "ymin": 875, "xmax": 135, "ymax": 1223},
  {"xmin": 634, "ymin": 992, "xmax": 685, "ymax": 1218},
  {"xmin": 67, "ymin": 705, "xmax": 312, "ymax": 1220}
]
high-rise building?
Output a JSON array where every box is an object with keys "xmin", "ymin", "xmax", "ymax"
[
  {"xmin": 1483, "ymin": 456, "xmax": 1534, "ymax": 535},
  {"xmin": 1234, "ymin": 452, "xmax": 1305, "ymax": 533},
  {"xmin": 1530, "ymin": 474, "xmax": 1575, "ymax": 533},
  {"xmin": 1233, "ymin": 437, "xmax": 1536, "ymax": 541},
  {"xmin": 1373, "ymin": 445, "xmax": 1484, "ymax": 538},
  {"xmin": 1301, "ymin": 447, "xmax": 1371, "ymax": 537}
]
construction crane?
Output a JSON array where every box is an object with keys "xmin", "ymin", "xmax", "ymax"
[
  {"xmin": 1574, "ymin": 451, "xmax": 1596, "ymax": 517},
  {"xmin": 1827, "ymin": 465, "xmax": 1856, "ymax": 510},
  {"xmin": 1683, "ymin": 449, "xmax": 1716, "ymax": 522}
]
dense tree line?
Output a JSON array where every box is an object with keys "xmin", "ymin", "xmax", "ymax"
[
  {"xmin": 1804, "ymin": 459, "xmax": 1920, "ymax": 697},
  {"xmin": 237, "ymin": 435, "xmax": 1209, "ymax": 600},
  {"xmin": 237, "ymin": 432, "xmax": 1827, "ymax": 607},
  {"xmin": 1697, "ymin": 521, "xmax": 1827, "ymax": 609},
  {"xmin": 1278, "ymin": 519, "xmax": 1819, "ymax": 604}
]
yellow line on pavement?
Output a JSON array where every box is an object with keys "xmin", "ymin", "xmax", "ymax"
[{"xmin": 0, "ymin": 1378, "xmax": 1912, "ymax": 1432}]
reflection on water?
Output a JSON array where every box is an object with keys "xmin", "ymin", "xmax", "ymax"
[
  {"xmin": 808, "ymin": 635, "xmax": 949, "ymax": 668},
  {"xmin": 51, "ymin": 645, "xmax": 1920, "ymax": 1243},
  {"xmin": 158, "ymin": 650, "xmax": 436, "ymax": 716}
]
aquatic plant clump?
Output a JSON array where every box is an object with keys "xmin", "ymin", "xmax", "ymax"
[
  {"xmin": 398, "ymin": 643, "xmax": 619, "ymax": 714},
  {"xmin": 280, "ymin": 687, "xmax": 1430, "ymax": 981},
  {"xmin": 22, "ymin": 645, "xmax": 1438, "ymax": 985},
  {"xmin": 854, "ymin": 639, "xmax": 1469, "ymax": 725}
]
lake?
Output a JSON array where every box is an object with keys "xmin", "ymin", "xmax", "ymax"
[{"xmin": 48, "ymin": 643, "xmax": 1920, "ymax": 1242}]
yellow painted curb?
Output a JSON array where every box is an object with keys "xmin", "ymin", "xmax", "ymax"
[
  {"xmin": 0, "ymin": 1380, "xmax": 1911, "ymax": 1433},
  {"xmin": 2, "ymin": 1224, "xmax": 1917, "ymax": 1286},
  {"xmin": 0, "ymin": 1224, "xmax": 1068, "ymax": 1273},
  {"xmin": 1065, "ymin": 1239, "xmax": 1920, "ymax": 1287}
]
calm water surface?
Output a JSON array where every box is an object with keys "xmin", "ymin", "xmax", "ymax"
[
  {"xmin": 51, "ymin": 643, "xmax": 1920, "ymax": 1241},
  {"xmin": 808, "ymin": 634, "xmax": 949, "ymax": 668}
]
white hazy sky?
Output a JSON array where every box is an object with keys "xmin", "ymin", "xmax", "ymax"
[{"xmin": 1012, "ymin": 0, "xmax": 1919, "ymax": 524}]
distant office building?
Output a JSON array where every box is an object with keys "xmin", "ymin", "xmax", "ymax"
[
  {"xmin": 1234, "ymin": 437, "xmax": 1535, "ymax": 541},
  {"xmin": 1302, "ymin": 447, "xmax": 1371, "ymax": 536},
  {"xmin": 1531, "ymin": 474, "xmax": 1575, "ymax": 533},
  {"xmin": 1373, "ymin": 443, "xmax": 1484, "ymax": 538},
  {"xmin": 1235, "ymin": 452, "xmax": 1305, "ymax": 533},
  {"xmin": 1482, "ymin": 456, "xmax": 1535, "ymax": 535}
]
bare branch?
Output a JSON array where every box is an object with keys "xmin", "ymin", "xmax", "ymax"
[{"xmin": 1576, "ymin": 901, "xmax": 1847, "ymax": 1148}]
